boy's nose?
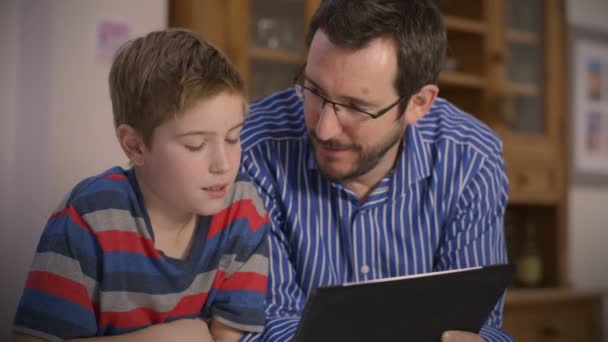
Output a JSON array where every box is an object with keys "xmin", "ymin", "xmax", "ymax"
[{"xmin": 209, "ymin": 147, "xmax": 230, "ymax": 174}]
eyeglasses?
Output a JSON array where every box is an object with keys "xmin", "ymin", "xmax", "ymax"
[{"xmin": 293, "ymin": 66, "xmax": 406, "ymax": 122}]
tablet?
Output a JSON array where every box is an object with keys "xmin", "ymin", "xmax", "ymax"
[{"xmin": 293, "ymin": 264, "xmax": 515, "ymax": 342}]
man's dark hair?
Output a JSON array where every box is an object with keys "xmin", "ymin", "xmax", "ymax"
[{"xmin": 306, "ymin": 0, "xmax": 446, "ymax": 113}]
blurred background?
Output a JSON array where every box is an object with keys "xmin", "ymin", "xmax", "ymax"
[{"xmin": 1, "ymin": 0, "xmax": 607, "ymax": 341}]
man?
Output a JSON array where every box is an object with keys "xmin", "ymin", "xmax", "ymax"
[{"xmin": 241, "ymin": 1, "xmax": 510, "ymax": 341}]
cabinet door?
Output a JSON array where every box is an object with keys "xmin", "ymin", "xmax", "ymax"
[
  {"xmin": 435, "ymin": 0, "xmax": 489, "ymax": 119},
  {"xmin": 247, "ymin": 0, "xmax": 312, "ymax": 101},
  {"xmin": 494, "ymin": 0, "xmax": 566, "ymax": 154},
  {"xmin": 170, "ymin": 0, "xmax": 320, "ymax": 102}
]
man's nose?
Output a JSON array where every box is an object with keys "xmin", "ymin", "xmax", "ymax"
[{"xmin": 315, "ymin": 100, "xmax": 343, "ymax": 141}]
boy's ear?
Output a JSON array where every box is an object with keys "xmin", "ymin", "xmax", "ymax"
[
  {"xmin": 116, "ymin": 124, "xmax": 146, "ymax": 166},
  {"xmin": 404, "ymin": 84, "xmax": 439, "ymax": 125}
]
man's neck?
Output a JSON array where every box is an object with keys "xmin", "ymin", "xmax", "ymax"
[{"xmin": 343, "ymin": 143, "xmax": 402, "ymax": 200}]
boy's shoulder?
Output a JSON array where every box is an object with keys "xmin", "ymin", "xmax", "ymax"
[
  {"xmin": 224, "ymin": 172, "xmax": 266, "ymax": 214},
  {"xmin": 57, "ymin": 166, "xmax": 137, "ymax": 216}
]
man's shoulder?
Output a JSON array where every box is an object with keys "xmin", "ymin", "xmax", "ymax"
[
  {"xmin": 418, "ymin": 98, "xmax": 503, "ymax": 159},
  {"xmin": 242, "ymin": 88, "xmax": 307, "ymax": 151}
]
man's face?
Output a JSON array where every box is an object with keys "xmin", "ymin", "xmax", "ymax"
[
  {"xmin": 303, "ymin": 30, "xmax": 407, "ymax": 182},
  {"xmin": 137, "ymin": 92, "xmax": 245, "ymax": 216}
]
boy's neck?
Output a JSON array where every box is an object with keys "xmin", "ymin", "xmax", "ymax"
[{"xmin": 133, "ymin": 168, "xmax": 198, "ymax": 259}]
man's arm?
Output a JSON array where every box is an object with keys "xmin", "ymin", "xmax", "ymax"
[{"xmin": 435, "ymin": 152, "xmax": 512, "ymax": 342}]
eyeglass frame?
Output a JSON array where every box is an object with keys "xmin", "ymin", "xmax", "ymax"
[{"xmin": 293, "ymin": 64, "xmax": 408, "ymax": 120}]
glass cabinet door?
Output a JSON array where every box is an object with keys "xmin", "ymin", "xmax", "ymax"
[
  {"xmin": 501, "ymin": 0, "xmax": 545, "ymax": 135},
  {"xmin": 248, "ymin": 0, "xmax": 308, "ymax": 101}
]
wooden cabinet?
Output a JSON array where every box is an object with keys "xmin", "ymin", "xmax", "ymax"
[
  {"xmin": 434, "ymin": 0, "xmax": 603, "ymax": 339},
  {"xmin": 503, "ymin": 289, "xmax": 604, "ymax": 342},
  {"xmin": 171, "ymin": 0, "xmax": 602, "ymax": 339},
  {"xmin": 170, "ymin": 0, "xmax": 320, "ymax": 101}
]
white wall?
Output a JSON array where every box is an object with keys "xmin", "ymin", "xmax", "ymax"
[
  {"xmin": 566, "ymin": 0, "xmax": 608, "ymax": 290},
  {"xmin": 0, "ymin": 0, "xmax": 167, "ymax": 340},
  {"xmin": 566, "ymin": 0, "xmax": 608, "ymax": 339}
]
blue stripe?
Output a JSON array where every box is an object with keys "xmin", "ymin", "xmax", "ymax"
[
  {"xmin": 240, "ymin": 89, "xmax": 511, "ymax": 342},
  {"xmin": 16, "ymin": 289, "xmax": 97, "ymax": 336},
  {"xmin": 212, "ymin": 290, "xmax": 267, "ymax": 310}
]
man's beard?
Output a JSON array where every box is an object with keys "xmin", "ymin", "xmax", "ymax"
[{"xmin": 309, "ymin": 124, "xmax": 405, "ymax": 182}]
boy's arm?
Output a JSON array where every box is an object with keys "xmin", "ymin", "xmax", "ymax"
[
  {"xmin": 208, "ymin": 184, "xmax": 270, "ymax": 336},
  {"xmin": 13, "ymin": 204, "xmax": 100, "ymax": 340},
  {"xmin": 14, "ymin": 319, "xmax": 213, "ymax": 342},
  {"xmin": 210, "ymin": 320, "xmax": 243, "ymax": 342}
]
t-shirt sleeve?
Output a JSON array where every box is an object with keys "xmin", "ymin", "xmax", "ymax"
[
  {"xmin": 209, "ymin": 179, "xmax": 270, "ymax": 333},
  {"xmin": 13, "ymin": 197, "xmax": 100, "ymax": 341}
]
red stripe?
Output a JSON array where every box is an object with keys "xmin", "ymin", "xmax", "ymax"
[
  {"xmin": 221, "ymin": 272, "xmax": 267, "ymax": 293},
  {"xmin": 207, "ymin": 200, "xmax": 269, "ymax": 239},
  {"xmin": 96, "ymin": 230, "xmax": 161, "ymax": 259},
  {"xmin": 50, "ymin": 205, "xmax": 93, "ymax": 233},
  {"xmin": 26, "ymin": 271, "xmax": 94, "ymax": 311},
  {"xmin": 104, "ymin": 173, "xmax": 128, "ymax": 180},
  {"xmin": 211, "ymin": 270, "xmax": 227, "ymax": 290},
  {"xmin": 99, "ymin": 292, "xmax": 208, "ymax": 329}
]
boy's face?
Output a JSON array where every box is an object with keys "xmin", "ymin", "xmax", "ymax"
[{"xmin": 137, "ymin": 92, "xmax": 245, "ymax": 216}]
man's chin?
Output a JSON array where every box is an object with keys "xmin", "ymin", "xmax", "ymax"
[{"xmin": 316, "ymin": 162, "xmax": 352, "ymax": 182}]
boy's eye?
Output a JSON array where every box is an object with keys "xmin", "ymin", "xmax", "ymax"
[
  {"xmin": 185, "ymin": 143, "xmax": 205, "ymax": 151},
  {"xmin": 226, "ymin": 137, "xmax": 240, "ymax": 145}
]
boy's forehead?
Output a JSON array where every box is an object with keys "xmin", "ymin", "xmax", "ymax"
[{"xmin": 167, "ymin": 93, "xmax": 246, "ymax": 134}]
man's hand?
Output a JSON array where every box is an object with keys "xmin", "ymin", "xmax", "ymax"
[{"xmin": 441, "ymin": 331, "xmax": 484, "ymax": 342}]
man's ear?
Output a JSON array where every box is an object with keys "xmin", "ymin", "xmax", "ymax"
[
  {"xmin": 116, "ymin": 124, "xmax": 146, "ymax": 166},
  {"xmin": 404, "ymin": 84, "xmax": 439, "ymax": 125}
]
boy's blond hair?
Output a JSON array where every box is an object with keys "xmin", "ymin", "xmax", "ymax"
[{"xmin": 109, "ymin": 29, "xmax": 246, "ymax": 147}]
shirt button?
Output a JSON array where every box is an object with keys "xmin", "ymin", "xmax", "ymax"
[{"xmin": 360, "ymin": 265, "xmax": 370, "ymax": 274}]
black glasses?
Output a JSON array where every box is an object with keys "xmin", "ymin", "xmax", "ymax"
[{"xmin": 293, "ymin": 66, "xmax": 406, "ymax": 120}]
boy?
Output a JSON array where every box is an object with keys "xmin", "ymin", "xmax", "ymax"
[{"xmin": 13, "ymin": 29, "xmax": 269, "ymax": 342}]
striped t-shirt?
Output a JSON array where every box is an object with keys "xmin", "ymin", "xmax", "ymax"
[
  {"xmin": 239, "ymin": 89, "xmax": 511, "ymax": 341},
  {"xmin": 14, "ymin": 167, "xmax": 269, "ymax": 341}
]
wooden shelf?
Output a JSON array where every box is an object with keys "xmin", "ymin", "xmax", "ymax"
[
  {"xmin": 506, "ymin": 288, "xmax": 606, "ymax": 305},
  {"xmin": 249, "ymin": 47, "xmax": 306, "ymax": 65},
  {"xmin": 503, "ymin": 81, "xmax": 541, "ymax": 97},
  {"xmin": 506, "ymin": 30, "xmax": 541, "ymax": 45},
  {"xmin": 439, "ymin": 71, "xmax": 487, "ymax": 89},
  {"xmin": 443, "ymin": 15, "xmax": 487, "ymax": 34}
]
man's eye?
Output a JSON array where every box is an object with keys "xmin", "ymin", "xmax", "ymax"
[
  {"xmin": 345, "ymin": 103, "xmax": 369, "ymax": 113},
  {"xmin": 185, "ymin": 143, "xmax": 205, "ymax": 151}
]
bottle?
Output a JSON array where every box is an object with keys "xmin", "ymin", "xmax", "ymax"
[{"xmin": 516, "ymin": 222, "xmax": 543, "ymax": 287}]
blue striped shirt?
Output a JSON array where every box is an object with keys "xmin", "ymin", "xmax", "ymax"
[{"xmin": 240, "ymin": 89, "xmax": 511, "ymax": 342}]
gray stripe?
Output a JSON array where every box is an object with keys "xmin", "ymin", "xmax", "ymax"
[
  {"xmin": 222, "ymin": 180, "xmax": 267, "ymax": 216},
  {"xmin": 218, "ymin": 253, "xmax": 269, "ymax": 277},
  {"xmin": 30, "ymin": 252, "xmax": 97, "ymax": 299},
  {"xmin": 82, "ymin": 208, "xmax": 150, "ymax": 238},
  {"xmin": 101, "ymin": 269, "xmax": 217, "ymax": 312}
]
